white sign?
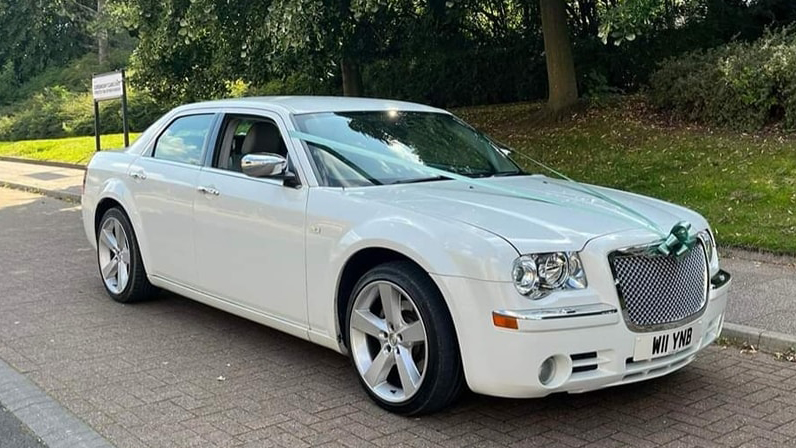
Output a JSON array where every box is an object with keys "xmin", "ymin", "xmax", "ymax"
[{"xmin": 92, "ymin": 71, "xmax": 124, "ymax": 101}]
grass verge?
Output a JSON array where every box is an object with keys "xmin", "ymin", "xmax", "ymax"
[
  {"xmin": 457, "ymin": 98, "xmax": 796, "ymax": 253},
  {"xmin": 0, "ymin": 133, "xmax": 139, "ymax": 165}
]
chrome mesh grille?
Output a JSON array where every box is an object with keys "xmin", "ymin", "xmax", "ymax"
[{"xmin": 610, "ymin": 243, "xmax": 708, "ymax": 330}]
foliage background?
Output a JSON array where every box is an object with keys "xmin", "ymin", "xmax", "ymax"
[
  {"xmin": 650, "ymin": 26, "xmax": 796, "ymax": 131},
  {"xmin": 1, "ymin": 0, "xmax": 796, "ymax": 140}
]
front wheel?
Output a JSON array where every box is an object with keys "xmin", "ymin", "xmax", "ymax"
[
  {"xmin": 97, "ymin": 207, "xmax": 156, "ymax": 303},
  {"xmin": 346, "ymin": 261, "xmax": 464, "ymax": 415}
]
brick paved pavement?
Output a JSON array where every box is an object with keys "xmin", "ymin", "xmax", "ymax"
[{"xmin": 2, "ymin": 187, "xmax": 796, "ymax": 448}]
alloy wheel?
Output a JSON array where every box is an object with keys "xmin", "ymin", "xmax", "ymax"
[
  {"xmin": 98, "ymin": 217, "xmax": 131, "ymax": 295},
  {"xmin": 349, "ymin": 281, "xmax": 429, "ymax": 403}
]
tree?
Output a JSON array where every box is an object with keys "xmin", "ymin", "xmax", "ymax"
[
  {"xmin": 54, "ymin": 0, "xmax": 114, "ymax": 64},
  {"xmin": 539, "ymin": 0, "xmax": 578, "ymax": 114},
  {"xmin": 97, "ymin": 0, "xmax": 108, "ymax": 64},
  {"xmin": 266, "ymin": 0, "xmax": 417, "ymax": 96},
  {"xmin": 537, "ymin": 0, "xmax": 705, "ymax": 114},
  {"xmin": 117, "ymin": 0, "xmax": 274, "ymax": 103},
  {"xmin": 0, "ymin": 0, "xmax": 90, "ymax": 92}
]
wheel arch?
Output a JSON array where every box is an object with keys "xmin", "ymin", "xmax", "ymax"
[
  {"xmin": 92, "ymin": 178, "xmax": 152, "ymax": 270},
  {"xmin": 94, "ymin": 197, "xmax": 126, "ymax": 234},
  {"xmin": 334, "ymin": 246, "xmax": 455, "ymax": 351}
]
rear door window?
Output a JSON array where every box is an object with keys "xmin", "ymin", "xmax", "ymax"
[{"xmin": 153, "ymin": 114, "xmax": 214, "ymax": 165}]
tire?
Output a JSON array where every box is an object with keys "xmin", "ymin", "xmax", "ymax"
[
  {"xmin": 96, "ymin": 207, "xmax": 157, "ymax": 303},
  {"xmin": 345, "ymin": 261, "xmax": 464, "ymax": 415}
]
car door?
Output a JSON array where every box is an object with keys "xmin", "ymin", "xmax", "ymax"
[
  {"xmin": 192, "ymin": 111, "xmax": 309, "ymax": 328},
  {"xmin": 127, "ymin": 112, "xmax": 217, "ymax": 287}
]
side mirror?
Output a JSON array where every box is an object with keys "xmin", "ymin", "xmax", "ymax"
[{"xmin": 241, "ymin": 153, "xmax": 287, "ymax": 178}]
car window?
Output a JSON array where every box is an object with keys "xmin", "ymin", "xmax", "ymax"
[
  {"xmin": 293, "ymin": 111, "xmax": 521, "ymax": 187},
  {"xmin": 153, "ymin": 114, "xmax": 214, "ymax": 165},
  {"xmin": 214, "ymin": 115, "xmax": 289, "ymax": 173},
  {"xmin": 126, "ymin": 113, "xmax": 170, "ymax": 155}
]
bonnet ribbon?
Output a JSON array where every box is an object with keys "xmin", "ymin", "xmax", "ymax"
[{"xmin": 288, "ymin": 130, "xmax": 695, "ymax": 256}]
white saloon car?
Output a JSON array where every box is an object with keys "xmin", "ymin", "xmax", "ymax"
[{"xmin": 82, "ymin": 96, "xmax": 731, "ymax": 414}]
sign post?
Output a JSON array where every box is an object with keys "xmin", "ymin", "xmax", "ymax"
[{"xmin": 91, "ymin": 70, "xmax": 129, "ymax": 151}]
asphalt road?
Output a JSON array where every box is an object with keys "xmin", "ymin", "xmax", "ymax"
[
  {"xmin": 0, "ymin": 405, "xmax": 44, "ymax": 448},
  {"xmin": 3, "ymin": 186, "xmax": 796, "ymax": 447},
  {"xmin": 722, "ymin": 253, "xmax": 796, "ymax": 334}
]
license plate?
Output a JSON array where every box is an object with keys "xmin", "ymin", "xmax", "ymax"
[{"xmin": 633, "ymin": 326, "xmax": 695, "ymax": 361}]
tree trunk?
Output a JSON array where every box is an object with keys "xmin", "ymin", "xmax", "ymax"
[
  {"xmin": 427, "ymin": 0, "xmax": 446, "ymax": 24},
  {"xmin": 341, "ymin": 57, "xmax": 363, "ymax": 97},
  {"xmin": 540, "ymin": 0, "xmax": 578, "ymax": 113},
  {"xmin": 97, "ymin": 0, "xmax": 108, "ymax": 65}
]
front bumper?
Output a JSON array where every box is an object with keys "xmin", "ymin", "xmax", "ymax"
[{"xmin": 431, "ymin": 233, "xmax": 730, "ymax": 399}]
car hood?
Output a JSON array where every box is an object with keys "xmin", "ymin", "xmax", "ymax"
[{"xmin": 344, "ymin": 175, "xmax": 707, "ymax": 254}]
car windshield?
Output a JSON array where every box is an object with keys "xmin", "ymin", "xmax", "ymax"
[{"xmin": 294, "ymin": 111, "xmax": 522, "ymax": 187}]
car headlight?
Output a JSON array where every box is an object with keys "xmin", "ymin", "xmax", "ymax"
[
  {"xmin": 511, "ymin": 252, "xmax": 588, "ymax": 299},
  {"xmin": 511, "ymin": 256, "xmax": 539, "ymax": 296},
  {"xmin": 697, "ymin": 229, "xmax": 716, "ymax": 262}
]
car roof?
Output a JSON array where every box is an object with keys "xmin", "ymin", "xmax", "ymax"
[{"xmin": 175, "ymin": 96, "xmax": 448, "ymax": 115}]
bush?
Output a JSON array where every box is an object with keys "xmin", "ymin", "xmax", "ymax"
[
  {"xmin": 256, "ymin": 73, "xmax": 338, "ymax": 96},
  {"xmin": 0, "ymin": 51, "xmax": 133, "ymax": 107},
  {"xmin": 650, "ymin": 27, "xmax": 796, "ymax": 131},
  {"xmin": 0, "ymin": 61, "xmax": 18, "ymax": 105},
  {"xmin": 0, "ymin": 86, "xmax": 165, "ymax": 141},
  {"xmin": 0, "ymin": 49, "xmax": 167, "ymax": 141}
]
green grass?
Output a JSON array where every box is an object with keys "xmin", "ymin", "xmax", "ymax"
[
  {"xmin": 0, "ymin": 133, "xmax": 139, "ymax": 165},
  {"xmin": 457, "ymin": 98, "xmax": 796, "ymax": 254},
  {"xmin": 0, "ymin": 97, "xmax": 794, "ymax": 253}
]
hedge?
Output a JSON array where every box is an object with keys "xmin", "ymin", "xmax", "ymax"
[{"xmin": 650, "ymin": 27, "xmax": 796, "ymax": 131}]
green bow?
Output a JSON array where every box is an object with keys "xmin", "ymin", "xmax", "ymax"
[{"xmin": 655, "ymin": 221, "xmax": 697, "ymax": 257}]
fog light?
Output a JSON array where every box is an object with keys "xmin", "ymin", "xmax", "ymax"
[{"xmin": 539, "ymin": 356, "xmax": 556, "ymax": 385}]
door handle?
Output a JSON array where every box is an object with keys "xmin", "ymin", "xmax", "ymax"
[
  {"xmin": 197, "ymin": 186, "xmax": 220, "ymax": 196},
  {"xmin": 129, "ymin": 170, "xmax": 147, "ymax": 180}
]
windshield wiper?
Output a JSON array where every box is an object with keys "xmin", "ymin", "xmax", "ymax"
[
  {"xmin": 391, "ymin": 170, "xmax": 523, "ymax": 184},
  {"xmin": 392, "ymin": 175, "xmax": 450, "ymax": 185},
  {"xmin": 467, "ymin": 170, "xmax": 523, "ymax": 178},
  {"xmin": 490, "ymin": 170, "xmax": 525, "ymax": 177}
]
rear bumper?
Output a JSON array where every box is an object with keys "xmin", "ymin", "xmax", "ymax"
[
  {"xmin": 81, "ymin": 191, "xmax": 97, "ymax": 250},
  {"xmin": 432, "ymin": 264, "xmax": 729, "ymax": 399}
]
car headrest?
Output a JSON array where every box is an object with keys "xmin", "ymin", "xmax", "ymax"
[{"xmin": 241, "ymin": 122, "xmax": 284, "ymax": 156}]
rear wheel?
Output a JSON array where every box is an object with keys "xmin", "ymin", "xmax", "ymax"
[
  {"xmin": 346, "ymin": 261, "xmax": 464, "ymax": 415},
  {"xmin": 97, "ymin": 207, "xmax": 156, "ymax": 303}
]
